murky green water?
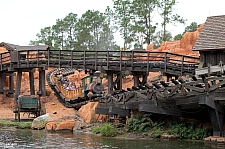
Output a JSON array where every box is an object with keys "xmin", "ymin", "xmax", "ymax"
[{"xmin": 0, "ymin": 127, "xmax": 216, "ymax": 149}]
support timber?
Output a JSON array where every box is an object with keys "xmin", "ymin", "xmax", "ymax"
[
  {"xmin": 38, "ymin": 68, "xmax": 46, "ymax": 96},
  {"xmin": 107, "ymin": 71, "xmax": 123, "ymax": 93},
  {"xmin": 199, "ymin": 95, "xmax": 224, "ymax": 136}
]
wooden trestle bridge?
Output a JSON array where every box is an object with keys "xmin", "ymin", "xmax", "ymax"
[{"xmin": 0, "ymin": 48, "xmax": 225, "ymax": 136}]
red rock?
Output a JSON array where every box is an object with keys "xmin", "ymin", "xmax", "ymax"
[
  {"xmin": 55, "ymin": 120, "xmax": 75, "ymax": 131},
  {"xmin": 78, "ymin": 102, "xmax": 99, "ymax": 123},
  {"xmin": 45, "ymin": 122, "xmax": 57, "ymax": 131},
  {"xmin": 146, "ymin": 24, "xmax": 203, "ymax": 58}
]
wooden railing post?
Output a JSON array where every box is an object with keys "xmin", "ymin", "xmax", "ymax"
[
  {"xmin": 71, "ymin": 50, "xmax": 73, "ymax": 69},
  {"xmin": 95, "ymin": 51, "xmax": 98, "ymax": 70},
  {"xmin": 181, "ymin": 56, "xmax": 184, "ymax": 76},
  {"xmin": 0, "ymin": 54, "xmax": 2, "ymax": 71},
  {"xmin": 83, "ymin": 51, "xmax": 86, "ymax": 70},
  {"xmin": 107, "ymin": 51, "xmax": 109, "ymax": 70},
  {"xmin": 120, "ymin": 50, "xmax": 122, "ymax": 71},
  {"xmin": 147, "ymin": 52, "xmax": 150, "ymax": 73},
  {"xmin": 59, "ymin": 49, "xmax": 61, "ymax": 68},
  {"xmin": 131, "ymin": 51, "xmax": 134, "ymax": 70},
  {"xmin": 37, "ymin": 50, "xmax": 39, "ymax": 67},
  {"xmin": 164, "ymin": 52, "xmax": 167, "ymax": 73},
  {"xmin": 27, "ymin": 51, "xmax": 29, "ymax": 67},
  {"xmin": 47, "ymin": 48, "xmax": 50, "ymax": 67}
]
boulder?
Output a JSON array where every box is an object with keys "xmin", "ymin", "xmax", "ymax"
[
  {"xmin": 55, "ymin": 120, "xmax": 75, "ymax": 131},
  {"xmin": 45, "ymin": 121, "xmax": 57, "ymax": 131},
  {"xmin": 77, "ymin": 102, "xmax": 99, "ymax": 123},
  {"xmin": 31, "ymin": 113, "xmax": 53, "ymax": 130}
]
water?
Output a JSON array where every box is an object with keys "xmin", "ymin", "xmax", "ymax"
[{"xmin": 0, "ymin": 127, "xmax": 215, "ymax": 149}]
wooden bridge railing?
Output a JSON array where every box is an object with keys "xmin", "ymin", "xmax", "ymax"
[
  {"xmin": 0, "ymin": 51, "xmax": 11, "ymax": 71},
  {"xmin": 2, "ymin": 49, "xmax": 199, "ymax": 75}
]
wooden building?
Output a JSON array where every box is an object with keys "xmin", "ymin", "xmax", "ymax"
[{"xmin": 193, "ymin": 15, "xmax": 225, "ymax": 67}]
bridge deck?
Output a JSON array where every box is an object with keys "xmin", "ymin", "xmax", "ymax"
[{"xmin": 0, "ymin": 49, "xmax": 199, "ymax": 76}]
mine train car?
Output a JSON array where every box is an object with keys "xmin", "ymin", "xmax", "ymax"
[{"xmin": 52, "ymin": 71, "xmax": 104, "ymax": 102}]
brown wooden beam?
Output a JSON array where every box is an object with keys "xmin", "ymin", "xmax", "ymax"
[{"xmin": 139, "ymin": 104, "xmax": 182, "ymax": 116}]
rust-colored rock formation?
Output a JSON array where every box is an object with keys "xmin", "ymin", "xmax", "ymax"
[
  {"xmin": 147, "ymin": 24, "xmax": 203, "ymax": 57},
  {"xmin": 78, "ymin": 102, "xmax": 99, "ymax": 123}
]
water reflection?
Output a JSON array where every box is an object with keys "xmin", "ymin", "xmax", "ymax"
[{"xmin": 0, "ymin": 127, "xmax": 213, "ymax": 149}]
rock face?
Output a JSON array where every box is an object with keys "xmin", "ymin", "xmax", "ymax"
[
  {"xmin": 55, "ymin": 120, "xmax": 75, "ymax": 131},
  {"xmin": 45, "ymin": 120, "xmax": 75, "ymax": 131},
  {"xmin": 77, "ymin": 102, "xmax": 99, "ymax": 123},
  {"xmin": 147, "ymin": 24, "xmax": 203, "ymax": 57}
]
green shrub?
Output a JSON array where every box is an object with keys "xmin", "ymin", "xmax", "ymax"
[
  {"xmin": 92, "ymin": 123, "xmax": 120, "ymax": 137},
  {"xmin": 151, "ymin": 127, "xmax": 164, "ymax": 138},
  {"xmin": 127, "ymin": 113, "xmax": 152, "ymax": 132},
  {"xmin": 167, "ymin": 122, "xmax": 210, "ymax": 140}
]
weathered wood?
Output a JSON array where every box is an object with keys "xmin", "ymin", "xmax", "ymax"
[
  {"xmin": 29, "ymin": 72, "xmax": 35, "ymax": 95},
  {"xmin": 175, "ymin": 95, "xmax": 200, "ymax": 105},
  {"xmin": 209, "ymin": 80, "xmax": 225, "ymax": 92},
  {"xmin": 199, "ymin": 95, "xmax": 224, "ymax": 113},
  {"xmin": 195, "ymin": 65, "xmax": 225, "ymax": 76},
  {"xmin": 109, "ymin": 106, "xmax": 130, "ymax": 116},
  {"xmin": 14, "ymin": 71, "xmax": 22, "ymax": 104},
  {"xmin": 139, "ymin": 104, "xmax": 182, "ymax": 116},
  {"xmin": 95, "ymin": 108, "xmax": 109, "ymax": 115}
]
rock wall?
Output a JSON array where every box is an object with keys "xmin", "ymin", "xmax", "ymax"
[{"xmin": 147, "ymin": 24, "xmax": 203, "ymax": 57}]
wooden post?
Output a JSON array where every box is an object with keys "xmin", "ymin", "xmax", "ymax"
[
  {"xmin": 133, "ymin": 75, "xmax": 139, "ymax": 87},
  {"xmin": 42, "ymin": 70, "xmax": 46, "ymax": 96},
  {"xmin": 0, "ymin": 72, "xmax": 3, "ymax": 94},
  {"xmin": 14, "ymin": 71, "xmax": 22, "ymax": 105},
  {"xmin": 38, "ymin": 69, "xmax": 46, "ymax": 96},
  {"xmin": 117, "ymin": 73, "xmax": 122, "ymax": 90},
  {"xmin": 0, "ymin": 54, "xmax": 2, "ymax": 71},
  {"xmin": 181, "ymin": 56, "xmax": 184, "ymax": 76},
  {"xmin": 107, "ymin": 73, "xmax": 113, "ymax": 94},
  {"xmin": 164, "ymin": 52, "xmax": 167, "ymax": 73},
  {"xmin": 141, "ymin": 73, "xmax": 148, "ymax": 86},
  {"xmin": 9, "ymin": 75, "xmax": 14, "ymax": 94},
  {"xmin": 29, "ymin": 72, "xmax": 35, "ymax": 95}
]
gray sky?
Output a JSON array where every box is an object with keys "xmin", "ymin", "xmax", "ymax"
[{"xmin": 0, "ymin": 0, "xmax": 224, "ymax": 47}]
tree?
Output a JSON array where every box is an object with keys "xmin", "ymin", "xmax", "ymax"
[
  {"xmin": 183, "ymin": 22, "xmax": 199, "ymax": 33},
  {"xmin": 174, "ymin": 34, "xmax": 182, "ymax": 40},
  {"xmin": 157, "ymin": 0, "xmax": 186, "ymax": 42},
  {"xmin": 98, "ymin": 6, "xmax": 118, "ymax": 50},
  {"xmin": 30, "ymin": 11, "xmax": 118, "ymax": 51},
  {"xmin": 113, "ymin": 0, "xmax": 132, "ymax": 50},
  {"xmin": 29, "ymin": 26, "xmax": 53, "ymax": 47},
  {"xmin": 153, "ymin": 30, "xmax": 173, "ymax": 48},
  {"xmin": 130, "ymin": 0, "xmax": 157, "ymax": 46},
  {"xmin": 75, "ymin": 10, "xmax": 108, "ymax": 50}
]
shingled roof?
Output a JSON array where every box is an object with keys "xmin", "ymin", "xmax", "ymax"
[
  {"xmin": 0, "ymin": 42, "xmax": 50, "ymax": 51},
  {"xmin": 193, "ymin": 15, "xmax": 225, "ymax": 51}
]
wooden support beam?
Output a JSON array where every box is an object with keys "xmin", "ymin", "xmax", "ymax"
[
  {"xmin": 133, "ymin": 75, "xmax": 139, "ymax": 87},
  {"xmin": 14, "ymin": 71, "xmax": 22, "ymax": 105},
  {"xmin": 29, "ymin": 72, "xmax": 35, "ymax": 95},
  {"xmin": 139, "ymin": 104, "xmax": 182, "ymax": 116},
  {"xmin": 0, "ymin": 73, "xmax": 3, "ymax": 94},
  {"xmin": 38, "ymin": 69, "xmax": 46, "ymax": 96},
  {"xmin": 42, "ymin": 70, "xmax": 46, "ymax": 96},
  {"xmin": 9, "ymin": 75, "xmax": 14, "ymax": 94},
  {"xmin": 95, "ymin": 108, "xmax": 109, "ymax": 115},
  {"xmin": 199, "ymin": 95, "xmax": 224, "ymax": 113},
  {"xmin": 116, "ymin": 73, "xmax": 122, "ymax": 90},
  {"xmin": 109, "ymin": 106, "xmax": 130, "ymax": 117},
  {"xmin": 107, "ymin": 73, "xmax": 113, "ymax": 94}
]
